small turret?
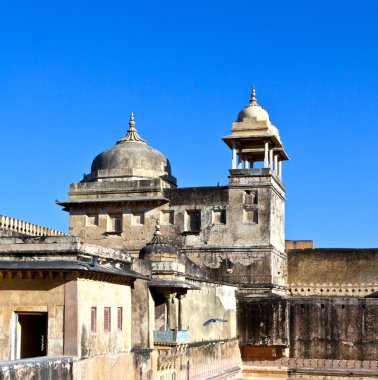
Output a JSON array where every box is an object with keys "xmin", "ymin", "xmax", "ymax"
[{"xmin": 223, "ymin": 86, "xmax": 289, "ymax": 180}]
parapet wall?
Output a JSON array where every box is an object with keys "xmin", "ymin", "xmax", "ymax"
[
  {"xmin": 288, "ymin": 249, "xmax": 378, "ymax": 297},
  {"xmin": 0, "ymin": 339, "xmax": 241, "ymax": 380}
]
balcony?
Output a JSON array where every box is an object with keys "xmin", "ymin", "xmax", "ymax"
[{"xmin": 153, "ymin": 329, "xmax": 190, "ymax": 344}]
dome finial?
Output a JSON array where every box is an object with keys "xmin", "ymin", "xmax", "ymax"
[
  {"xmin": 249, "ymin": 85, "xmax": 258, "ymax": 106},
  {"xmin": 117, "ymin": 112, "xmax": 147, "ymax": 144},
  {"xmin": 147, "ymin": 219, "xmax": 169, "ymax": 245}
]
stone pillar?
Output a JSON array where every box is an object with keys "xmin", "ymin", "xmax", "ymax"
[
  {"xmin": 165, "ymin": 293, "xmax": 177, "ymax": 330},
  {"xmin": 245, "ymin": 160, "xmax": 250, "ymax": 169},
  {"xmin": 278, "ymin": 161, "xmax": 282, "ymax": 180},
  {"xmin": 269, "ymin": 149, "xmax": 273, "ymax": 170},
  {"xmin": 232, "ymin": 145, "xmax": 237, "ymax": 169},
  {"xmin": 237, "ymin": 150, "xmax": 242, "ymax": 169},
  {"xmin": 274, "ymin": 155, "xmax": 278, "ymax": 175},
  {"xmin": 264, "ymin": 143, "xmax": 269, "ymax": 168},
  {"xmin": 177, "ymin": 294, "xmax": 186, "ymax": 330}
]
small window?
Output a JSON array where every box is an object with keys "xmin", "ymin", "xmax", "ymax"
[
  {"xmin": 161, "ymin": 210, "xmax": 174, "ymax": 225},
  {"xmin": 86, "ymin": 214, "xmax": 98, "ymax": 226},
  {"xmin": 117, "ymin": 307, "xmax": 123, "ymax": 331},
  {"xmin": 104, "ymin": 307, "xmax": 111, "ymax": 333},
  {"xmin": 244, "ymin": 190, "xmax": 258, "ymax": 205},
  {"xmin": 243, "ymin": 209, "xmax": 258, "ymax": 224},
  {"xmin": 132, "ymin": 212, "xmax": 144, "ymax": 225},
  {"xmin": 212, "ymin": 210, "xmax": 226, "ymax": 224},
  {"xmin": 108, "ymin": 215, "xmax": 122, "ymax": 233},
  {"xmin": 186, "ymin": 210, "xmax": 201, "ymax": 232},
  {"xmin": 91, "ymin": 307, "xmax": 97, "ymax": 333}
]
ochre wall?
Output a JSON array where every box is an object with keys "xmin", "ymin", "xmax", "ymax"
[
  {"xmin": 181, "ymin": 283, "xmax": 237, "ymax": 342},
  {"xmin": 0, "ymin": 278, "xmax": 65, "ymax": 360},
  {"xmin": 77, "ymin": 278, "xmax": 132, "ymax": 358}
]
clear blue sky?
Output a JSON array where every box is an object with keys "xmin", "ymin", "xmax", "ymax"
[{"xmin": 1, "ymin": 1, "xmax": 377, "ymax": 247}]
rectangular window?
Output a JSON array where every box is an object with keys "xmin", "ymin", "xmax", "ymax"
[
  {"xmin": 91, "ymin": 307, "xmax": 97, "ymax": 333},
  {"xmin": 132, "ymin": 212, "xmax": 144, "ymax": 225},
  {"xmin": 212, "ymin": 210, "xmax": 226, "ymax": 224},
  {"xmin": 244, "ymin": 190, "xmax": 258, "ymax": 205},
  {"xmin": 104, "ymin": 307, "xmax": 111, "ymax": 333},
  {"xmin": 243, "ymin": 209, "xmax": 258, "ymax": 224},
  {"xmin": 161, "ymin": 210, "xmax": 174, "ymax": 225},
  {"xmin": 117, "ymin": 307, "xmax": 123, "ymax": 331},
  {"xmin": 186, "ymin": 210, "xmax": 201, "ymax": 232},
  {"xmin": 108, "ymin": 215, "xmax": 122, "ymax": 233},
  {"xmin": 86, "ymin": 214, "xmax": 98, "ymax": 226}
]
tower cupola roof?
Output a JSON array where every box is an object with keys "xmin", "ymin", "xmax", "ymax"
[{"xmin": 236, "ymin": 86, "xmax": 270, "ymax": 123}]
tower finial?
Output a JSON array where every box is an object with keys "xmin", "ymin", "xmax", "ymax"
[
  {"xmin": 117, "ymin": 112, "xmax": 147, "ymax": 144},
  {"xmin": 146, "ymin": 219, "xmax": 169, "ymax": 245},
  {"xmin": 129, "ymin": 112, "xmax": 135, "ymax": 129},
  {"xmin": 249, "ymin": 85, "xmax": 258, "ymax": 106}
]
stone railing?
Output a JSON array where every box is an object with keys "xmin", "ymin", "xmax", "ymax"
[
  {"xmin": 150, "ymin": 357, "xmax": 240, "ymax": 380},
  {"xmin": 245, "ymin": 357, "xmax": 378, "ymax": 372},
  {"xmin": 0, "ymin": 215, "xmax": 66, "ymax": 237}
]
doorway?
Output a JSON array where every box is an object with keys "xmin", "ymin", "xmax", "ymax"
[{"xmin": 15, "ymin": 312, "xmax": 48, "ymax": 359}]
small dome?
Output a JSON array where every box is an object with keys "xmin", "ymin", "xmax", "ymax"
[
  {"xmin": 139, "ymin": 220, "xmax": 178, "ymax": 259},
  {"xmin": 236, "ymin": 86, "xmax": 270, "ymax": 122},
  {"xmin": 89, "ymin": 113, "xmax": 174, "ymax": 182}
]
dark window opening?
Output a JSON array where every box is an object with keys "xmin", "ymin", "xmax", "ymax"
[
  {"xmin": 108, "ymin": 215, "xmax": 122, "ymax": 233},
  {"xmin": 186, "ymin": 210, "xmax": 201, "ymax": 232},
  {"xmin": 243, "ymin": 209, "xmax": 258, "ymax": 224},
  {"xmin": 16, "ymin": 312, "xmax": 48, "ymax": 359},
  {"xmin": 244, "ymin": 190, "xmax": 258, "ymax": 205}
]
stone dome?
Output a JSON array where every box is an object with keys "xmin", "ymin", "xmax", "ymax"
[
  {"xmin": 91, "ymin": 141, "xmax": 172, "ymax": 176},
  {"xmin": 236, "ymin": 86, "xmax": 270, "ymax": 123},
  {"xmin": 88, "ymin": 113, "xmax": 174, "ymax": 183},
  {"xmin": 236, "ymin": 104, "xmax": 269, "ymax": 122}
]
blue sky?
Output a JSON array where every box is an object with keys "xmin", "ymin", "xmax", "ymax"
[{"xmin": 1, "ymin": 1, "xmax": 377, "ymax": 247}]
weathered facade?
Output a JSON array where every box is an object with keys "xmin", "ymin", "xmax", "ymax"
[{"xmin": 0, "ymin": 87, "xmax": 377, "ymax": 379}]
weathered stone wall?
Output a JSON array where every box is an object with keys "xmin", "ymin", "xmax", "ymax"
[
  {"xmin": 0, "ymin": 357, "xmax": 74, "ymax": 380},
  {"xmin": 237, "ymin": 297, "xmax": 289, "ymax": 348},
  {"xmin": 69, "ymin": 204, "xmax": 163, "ymax": 253},
  {"xmin": 288, "ymin": 249, "xmax": 378, "ymax": 297},
  {"xmin": 289, "ymin": 297, "xmax": 378, "ymax": 360},
  {"xmin": 237, "ymin": 296, "xmax": 378, "ymax": 361},
  {"xmin": 184, "ymin": 247, "xmax": 285, "ymax": 289},
  {"xmin": 67, "ymin": 178, "xmax": 286, "ymax": 256}
]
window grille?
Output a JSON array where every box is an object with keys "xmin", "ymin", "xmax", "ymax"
[{"xmin": 104, "ymin": 307, "xmax": 111, "ymax": 333}]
